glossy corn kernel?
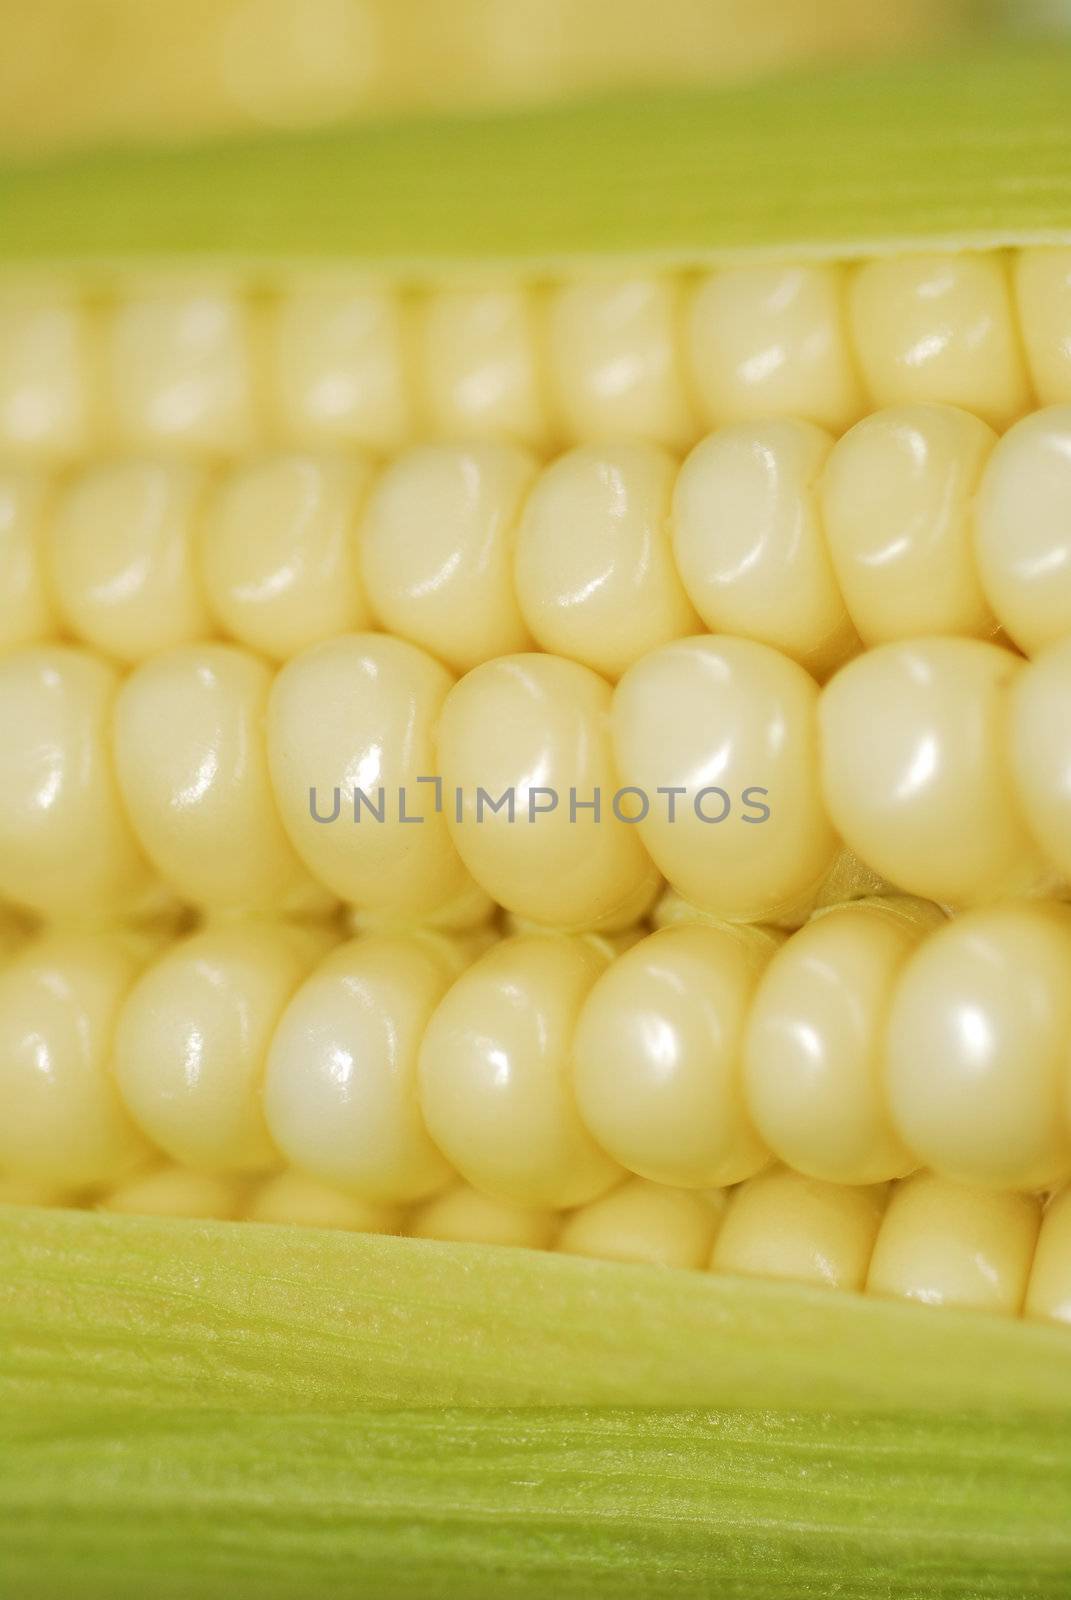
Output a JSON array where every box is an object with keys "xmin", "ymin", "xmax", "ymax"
[
  {"xmin": 867, "ymin": 1173, "xmax": 1041, "ymax": 1317},
  {"xmin": 200, "ymin": 451, "xmax": 376, "ymax": 661},
  {"xmin": 711, "ymin": 1167, "xmax": 887, "ymax": 1292},
  {"xmin": 407, "ymin": 1181, "xmax": 558, "ymax": 1251},
  {"xmin": 557, "ymin": 1178, "xmax": 725, "ymax": 1270}
]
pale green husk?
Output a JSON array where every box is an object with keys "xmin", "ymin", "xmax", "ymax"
[
  {"xmin": 2, "ymin": 1402, "xmax": 1069, "ymax": 1599},
  {"xmin": 0, "ymin": 46, "xmax": 1069, "ymax": 278},
  {"xmin": 2, "ymin": 1205, "xmax": 1071, "ymax": 1598},
  {"xmin": 2, "ymin": 1204, "xmax": 1070, "ymax": 1418}
]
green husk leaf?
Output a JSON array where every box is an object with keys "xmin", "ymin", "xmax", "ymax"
[
  {"xmin": 0, "ymin": 46, "xmax": 1070, "ymax": 277},
  {"xmin": 2, "ymin": 1204, "xmax": 1069, "ymax": 1418},
  {"xmin": 2, "ymin": 1401, "xmax": 1069, "ymax": 1599}
]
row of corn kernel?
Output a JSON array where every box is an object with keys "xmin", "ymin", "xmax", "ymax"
[
  {"xmin": 1, "ymin": 902, "xmax": 1068, "ymax": 1203},
  {"xmin": 5, "ymin": 403, "xmax": 1070, "ymax": 677},
  {"xmin": 3, "ymin": 249, "xmax": 1071, "ymax": 464},
  {"xmin": 1, "ymin": 631, "xmax": 1069, "ymax": 929},
  {"xmin": 6, "ymin": 1158, "xmax": 1068, "ymax": 1326}
]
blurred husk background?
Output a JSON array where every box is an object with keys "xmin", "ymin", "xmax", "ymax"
[{"xmin": 0, "ymin": 0, "xmax": 1056, "ymax": 159}]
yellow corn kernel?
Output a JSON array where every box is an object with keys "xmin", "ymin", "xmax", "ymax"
[
  {"xmin": 270, "ymin": 283, "xmax": 414, "ymax": 453},
  {"xmin": 264, "ymin": 933, "xmax": 458, "ymax": 1203},
  {"xmin": 672, "ymin": 418, "xmax": 857, "ymax": 680},
  {"xmin": 711, "ymin": 1167, "xmax": 887, "ymax": 1292},
  {"xmin": 359, "ymin": 442, "xmax": 536, "ymax": 673},
  {"xmin": 416, "ymin": 285, "xmax": 549, "ymax": 448},
  {"xmin": 0, "ymin": 290, "xmax": 97, "ymax": 462},
  {"xmin": 114, "ymin": 922, "xmax": 334, "ymax": 1176},
  {"xmin": 867, "ymin": 1172, "xmax": 1041, "ymax": 1317},
  {"xmin": 546, "ymin": 276, "xmax": 694, "ymax": 450},
  {"xmin": 46, "ymin": 459, "xmax": 212, "ymax": 663},
  {"xmin": 572, "ymin": 923, "xmax": 774, "ymax": 1190},
  {"xmin": 0, "ymin": 647, "xmax": 156, "ymax": 920},
  {"xmin": 514, "ymin": 441, "xmax": 700, "ymax": 681},
  {"xmin": 99, "ymin": 1164, "xmax": 249, "ymax": 1221},
  {"xmin": 847, "ymin": 253, "xmax": 1031, "ymax": 431},
  {"xmin": 244, "ymin": 1170, "xmax": 404, "ymax": 1234},
  {"xmin": 107, "ymin": 280, "xmax": 262, "ymax": 456},
  {"xmin": 417, "ymin": 934, "xmax": 623, "ymax": 1209},
  {"xmin": 407, "ymin": 1181, "xmax": 558, "ymax": 1251},
  {"xmin": 200, "ymin": 451, "xmax": 375, "ymax": 660},
  {"xmin": 820, "ymin": 403, "xmax": 997, "ymax": 646},
  {"xmin": 0, "ymin": 931, "xmax": 153, "ymax": 1189},
  {"xmin": 686, "ymin": 263, "xmax": 862, "ymax": 435},
  {"xmin": 557, "ymin": 1178, "xmax": 726, "ymax": 1270}
]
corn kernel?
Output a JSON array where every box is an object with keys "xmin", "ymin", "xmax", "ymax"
[
  {"xmin": 711, "ymin": 1167, "xmax": 887, "ymax": 1292},
  {"xmin": 0, "ymin": 647, "xmax": 154, "ymax": 919},
  {"xmin": 612, "ymin": 635, "xmax": 838, "ymax": 924},
  {"xmin": 115, "ymin": 643, "xmax": 321, "ymax": 913},
  {"xmin": 0, "ymin": 932, "xmax": 152, "ymax": 1188},
  {"xmin": 46, "ymin": 459, "xmax": 212, "ymax": 663},
  {"xmin": 100, "ymin": 1165, "xmax": 247, "ymax": 1221},
  {"xmin": 0, "ymin": 291, "xmax": 96, "ymax": 462},
  {"xmin": 115, "ymin": 923, "xmax": 332, "ymax": 1176},
  {"xmin": 437, "ymin": 653, "xmax": 660, "ymax": 931},
  {"xmin": 417, "ymin": 934, "xmax": 622, "ymax": 1209},
  {"xmin": 267, "ymin": 633, "xmax": 476, "ymax": 919},
  {"xmin": 514, "ymin": 441, "xmax": 700, "ymax": 680},
  {"xmin": 264, "ymin": 933, "xmax": 458, "ymax": 1203},
  {"xmin": 821, "ymin": 403, "xmax": 997, "ymax": 645},
  {"xmin": 201, "ymin": 451, "xmax": 375, "ymax": 660},
  {"xmin": 819, "ymin": 638, "xmax": 1048, "ymax": 906},
  {"xmin": 557, "ymin": 1178, "xmax": 725, "ymax": 1269},
  {"xmin": 417, "ymin": 285, "xmax": 549, "ymax": 447},
  {"xmin": 407, "ymin": 1181, "xmax": 557, "ymax": 1251},
  {"xmin": 271, "ymin": 283, "xmax": 413, "ymax": 453},
  {"xmin": 868, "ymin": 1172, "xmax": 1041, "ymax": 1316},
  {"xmin": 884, "ymin": 904, "xmax": 1071, "ymax": 1193},
  {"xmin": 743, "ymin": 901, "xmax": 933, "ymax": 1187},
  {"xmin": 108, "ymin": 281, "xmax": 261, "ymax": 456},
  {"xmin": 244, "ymin": 1170, "xmax": 403, "ymax": 1233},
  {"xmin": 686, "ymin": 263, "xmax": 861, "ymax": 434},
  {"xmin": 848, "ymin": 252, "xmax": 1031, "ymax": 431},
  {"xmin": 671, "ymin": 418, "xmax": 857, "ymax": 679},
  {"xmin": 359, "ymin": 442, "xmax": 536, "ymax": 672},
  {"xmin": 546, "ymin": 276, "xmax": 694, "ymax": 450},
  {"xmin": 572, "ymin": 924, "xmax": 773, "ymax": 1189}
]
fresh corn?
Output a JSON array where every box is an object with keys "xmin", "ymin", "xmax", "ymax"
[
  {"xmin": 5, "ymin": 403, "xmax": 1071, "ymax": 675},
  {"xmin": 1, "ymin": 905, "xmax": 1069, "ymax": 1213},
  {"xmin": 2, "ymin": 628, "xmax": 1070, "ymax": 926},
  {"xmin": 1, "ymin": 250, "xmax": 1070, "ymax": 468},
  {"xmin": 4, "ymin": 45, "xmax": 1071, "ymax": 1600}
]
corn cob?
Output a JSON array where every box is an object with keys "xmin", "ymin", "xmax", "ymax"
[
  {"xmin": 5, "ymin": 401, "xmax": 1070, "ymax": 677},
  {"xmin": 4, "ymin": 46, "xmax": 1071, "ymax": 1600},
  {"xmin": 2, "ymin": 252, "xmax": 1071, "ymax": 475},
  {"xmin": 1, "ymin": 904, "xmax": 1069, "ymax": 1212},
  {"xmin": 2, "ymin": 627, "xmax": 1070, "ymax": 927}
]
